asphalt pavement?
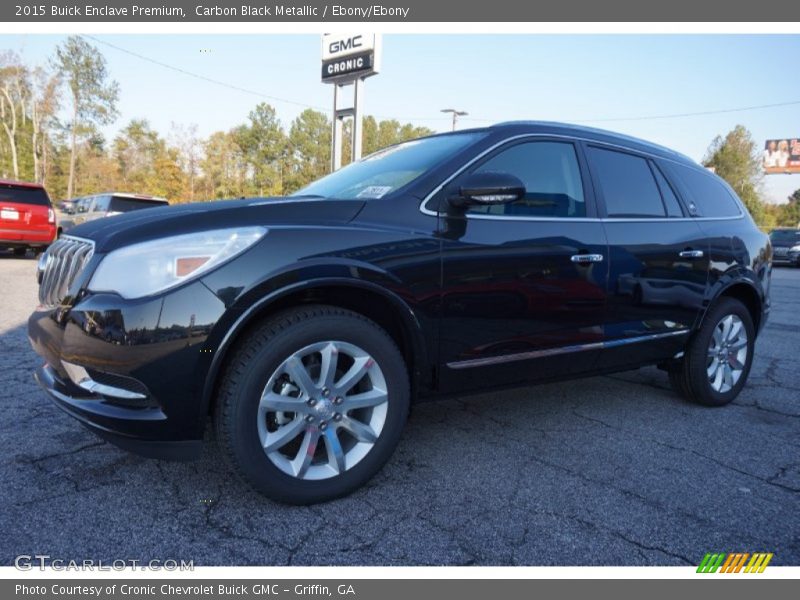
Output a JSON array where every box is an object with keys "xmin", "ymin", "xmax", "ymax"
[{"xmin": 1, "ymin": 250, "xmax": 798, "ymax": 566}]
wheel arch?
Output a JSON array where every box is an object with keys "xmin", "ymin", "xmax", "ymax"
[
  {"xmin": 704, "ymin": 279, "xmax": 764, "ymax": 333},
  {"xmin": 199, "ymin": 278, "xmax": 430, "ymax": 420}
]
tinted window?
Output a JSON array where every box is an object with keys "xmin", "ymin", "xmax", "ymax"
[
  {"xmin": 669, "ymin": 164, "xmax": 742, "ymax": 218},
  {"xmin": 588, "ymin": 147, "xmax": 665, "ymax": 217},
  {"xmin": 0, "ymin": 184, "xmax": 50, "ymax": 206},
  {"xmin": 109, "ymin": 196, "xmax": 168, "ymax": 212},
  {"xmin": 295, "ymin": 132, "xmax": 485, "ymax": 200},
  {"xmin": 769, "ymin": 230, "xmax": 800, "ymax": 244},
  {"xmin": 652, "ymin": 164, "xmax": 684, "ymax": 217},
  {"xmin": 469, "ymin": 141, "xmax": 586, "ymax": 218}
]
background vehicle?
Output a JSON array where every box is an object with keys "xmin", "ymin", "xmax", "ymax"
[
  {"xmin": 769, "ymin": 228, "xmax": 800, "ymax": 266},
  {"xmin": 0, "ymin": 180, "xmax": 57, "ymax": 256},
  {"xmin": 28, "ymin": 122, "xmax": 771, "ymax": 504},
  {"xmin": 59, "ymin": 193, "xmax": 168, "ymax": 232}
]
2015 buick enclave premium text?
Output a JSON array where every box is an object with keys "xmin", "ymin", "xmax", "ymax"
[{"xmin": 28, "ymin": 122, "xmax": 772, "ymax": 504}]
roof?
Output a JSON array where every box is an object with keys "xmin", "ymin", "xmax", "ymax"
[
  {"xmin": 484, "ymin": 121, "xmax": 698, "ymax": 167},
  {"xmin": 0, "ymin": 179, "xmax": 45, "ymax": 189}
]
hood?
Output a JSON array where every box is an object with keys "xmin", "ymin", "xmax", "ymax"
[{"xmin": 67, "ymin": 196, "xmax": 366, "ymax": 252}]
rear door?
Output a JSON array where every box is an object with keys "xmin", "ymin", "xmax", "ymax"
[
  {"xmin": 584, "ymin": 144, "xmax": 709, "ymax": 370},
  {"xmin": 437, "ymin": 137, "xmax": 609, "ymax": 393}
]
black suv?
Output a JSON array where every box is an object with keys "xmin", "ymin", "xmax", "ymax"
[
  {"xmin": 768, "ymin": 228, "xmax": 800, "ymax": 266},
  {"xmin": 29, "ymin": 122, "xmax": 771, "ymax": 504}
]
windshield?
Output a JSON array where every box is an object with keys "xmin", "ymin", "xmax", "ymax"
[
  {"xmin": 769, "ymin": 229, "xmax": 800, "ymax": 244},
  {"xmin": 293, "ymin": 132, "xmax": 485, "ymax": 200}
]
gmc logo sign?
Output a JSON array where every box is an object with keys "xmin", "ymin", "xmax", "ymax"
[{"xmin": 329, "ymin": 35, "xmax": 363, "ymax": 54}]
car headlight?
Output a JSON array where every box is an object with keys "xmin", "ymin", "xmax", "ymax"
[
  {"xmin": 89, "ymin": 227, "xmax": 267, "ymax": 299},
  {"xmin": 789, "ymin": 245, "xmax": 800, "ymax": 253}
]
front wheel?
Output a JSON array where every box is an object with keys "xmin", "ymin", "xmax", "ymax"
[
  {"xmin": 215, "ymin": 305, "xmax": 409, "ymax": 504},
  {"xmin": 669, "ymin": 297, "xmax": 755, "ymax": 406}
]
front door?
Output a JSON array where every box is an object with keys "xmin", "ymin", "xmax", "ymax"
[{"xmin": 437, "ymin": 138, "xmax": 609, "ymax": 393}]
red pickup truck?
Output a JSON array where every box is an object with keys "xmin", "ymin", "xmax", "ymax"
[{"xmin": 0, "ymin": 180, "xmax": 57, "ymax": 256}]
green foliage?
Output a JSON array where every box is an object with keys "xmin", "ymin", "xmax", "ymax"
[
  {"xmin": 776, "ymin": 188, "xmax": 800, "ymax": 227},
  {"xmin": 702, "ymin": 125, "xmax": 766, "ymax": 224}
]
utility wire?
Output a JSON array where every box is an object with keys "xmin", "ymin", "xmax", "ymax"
[
  {"xmin": 82, "ymin": 34, "xmax": 332, "ymax": 113},
  {"xmin": 83, "ymin": 35, "xmax": 800, "ymax": 126}
]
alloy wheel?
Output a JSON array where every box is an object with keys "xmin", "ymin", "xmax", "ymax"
[
  {"xmin": 706, "ymin": 314, "xmax": 748, "ymax": 394},
  {"xmin": 257, "ymin": 340, "xmax": 389, "ymax": 480}
]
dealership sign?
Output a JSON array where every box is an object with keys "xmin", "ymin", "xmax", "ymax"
[
  {"xmin": 321, "ymin": 33, "xmax": 381, "ymax": 83},
  {"xmin": 763, "ymin": 138, "xmax": 800, "ymax": 174}
]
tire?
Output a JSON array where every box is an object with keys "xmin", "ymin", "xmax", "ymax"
[
  {"xmin": 668, "ymin": 297, "xmax": 755, "ymax": 407},
  {"xmin": 13, "ymin": 246, "xmax": 27, "ymax": 256},
  {"xmin": 215, "ymin": 304, "xmax": 410, "ymax": 504}
]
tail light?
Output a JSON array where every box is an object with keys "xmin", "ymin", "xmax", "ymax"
[{"xmin": 47, "ymin": 208, "xmax": 55, "ymax": 223}]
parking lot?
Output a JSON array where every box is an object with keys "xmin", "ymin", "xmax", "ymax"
[{"xmin": 0, "ymin": 250, "xmax": 798, "ymax": 566}]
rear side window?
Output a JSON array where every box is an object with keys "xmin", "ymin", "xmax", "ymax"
[
  {"xmin": 468, "ymin": 141, "xmax": 586, "ymax": 218},
  {"xmin": 587, "ymin": 147, "xmax": 665, "ymax": 217},
  {"xmin": 668, "ymin": 164, "xmax": 742, "ymax": 218},
  {"xmin": 0, "ymin": 185, "xmax": 50, "ymax": 206},
  {"xmin": 109, "ymin": 196, "xmax": 167, "ymax": 212},
  {"xmin": 652, "ymin": 165, "xmax": 684, "ymax": 217}
]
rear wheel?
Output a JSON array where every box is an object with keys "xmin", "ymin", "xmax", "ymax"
[
  {"xmin": 215, "ymin": 305, "xmax": 409, "ymax": 504},
  {"xmin": 669, "ymin": 297, "xmax": 754, "ymax": 406}
]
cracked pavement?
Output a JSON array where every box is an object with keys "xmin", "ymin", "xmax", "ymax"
[{"xmin": 1, "ymin": 250, "xmax": 798, "ymax": 566}]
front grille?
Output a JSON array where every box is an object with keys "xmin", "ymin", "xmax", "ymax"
[
  {"xmin": 774, "ymin": 247, "xmax": 788, "ymax": 257},
  {"xmin": 38, "ymin": 236, "xmax": 94, "ymax": 307}
]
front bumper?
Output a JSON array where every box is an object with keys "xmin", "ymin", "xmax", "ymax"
[
  {"xmin": 34, "ymin": 363, "xmax": 200, "ymax": 460},
  {"xmin": 27, "ymin": 279, "xmax": 228, "ymax": 460}
]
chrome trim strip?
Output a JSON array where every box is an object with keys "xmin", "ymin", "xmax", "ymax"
[
  {"xmin": 446, "ymin": 329, "xmax": 690, "ymax": 370},
  {"xmin": 61, "ymin": 360, "xmax": 147, "ymax": 400},
  {"xmin": 419, "ymin": 132, "xmax": 744, "ymax": 222}
]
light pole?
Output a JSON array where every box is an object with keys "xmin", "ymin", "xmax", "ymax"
[{"xmin": 441, "ymin": 108, "xmax": 468, "ymax": 131}]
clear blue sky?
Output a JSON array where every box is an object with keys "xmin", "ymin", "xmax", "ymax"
[{"xmin": 5, "ymin": 33, "xmax": 800, "ymax": 203}]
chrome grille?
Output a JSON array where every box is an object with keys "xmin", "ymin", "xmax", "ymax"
[{"xmin": 38, "ymin": 236, "xmax": 94, "ymax": 307}]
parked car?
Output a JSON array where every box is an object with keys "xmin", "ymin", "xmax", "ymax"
[
  {"xmin": 28, "ymin": 122, "xmax": 771, "ymax": 504},
  {"xmin": 0, "ymin": 179, "xmax": 57, "ymax": 255},
  {"xmin": 768, "ymin": 227, "xmax": 800, "ymax": 266},
  {"xmin": 59, "ymin": 193, "xmax": 168, "ymax": 232}
]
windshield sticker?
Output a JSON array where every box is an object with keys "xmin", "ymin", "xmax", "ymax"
[{"xmin": 356, "ymin": 185, "xmax": 394, "ymax": 199}]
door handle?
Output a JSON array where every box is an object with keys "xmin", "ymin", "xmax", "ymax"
[
  {"xmin": 570, "ymin": 253, "xmax": 604, "ymax": 264},
  {"xmin": 679, "ymin": 250, "xmax": 704, "ymax": 259}
]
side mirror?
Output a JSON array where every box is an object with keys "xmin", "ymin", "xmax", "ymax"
[{"xmin": 450, "ymin": 171, "xmax": 526, "ymax": 208}]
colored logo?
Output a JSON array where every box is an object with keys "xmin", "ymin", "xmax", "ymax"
[{"xmin": 697, "ymin": 553, "xmax": 773, "ymax": 573}]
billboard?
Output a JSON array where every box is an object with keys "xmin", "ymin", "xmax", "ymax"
[{"xmin": 763, "ymin": 138, "xmax": 800, "ymax": 174}]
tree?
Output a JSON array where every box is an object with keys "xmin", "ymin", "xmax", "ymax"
[
  {"xmin": 286, "ymin": 109, "xmax": 330, "ymax": 192},
  {"xmin": 702, "ymin": 125, "xmax": 765, "ymax": 224},
  {"xmin": 170, "ymin": 122, "xmax": 201, "ymax": 202},
  {"xmin": 779, "ymin": 189, "xmax": 800, "ymax": 227},
  {"xmin": 237, "ymin": 102, "xmax": 286, "ymax": 195},
  {"xmin": 54, "ymin": 36, "xmax": 119, "ymax": 198}
]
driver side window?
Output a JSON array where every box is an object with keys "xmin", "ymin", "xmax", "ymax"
[{"xmin": 468, "ymin": 141, "xmax": 586, "ymax": 218}]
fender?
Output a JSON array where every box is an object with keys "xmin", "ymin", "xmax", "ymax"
[
  {"xmin": 195, "ymin": 273, "xmax": 430, "ymax": 422},
  {"xmin": 697, "ymin": 266, "xmax": 766, "ymax": 332}
]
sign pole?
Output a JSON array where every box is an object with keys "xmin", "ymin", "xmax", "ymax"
[
  {"xmin": 352, "ymin": 77, "xmax": 364, "ymax": 163},
  {"xmin": 331, "ymin": 83, "xmax": 343, "ymax": 172},
  {"xmin": 321, "ymin": 34, "xmax": 381, "ymax": 171}
]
